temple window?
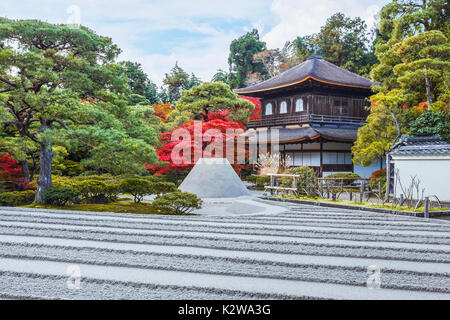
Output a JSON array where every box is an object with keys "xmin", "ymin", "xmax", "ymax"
[
  {"xmin": 295, "ymin": 98, "xmax": 304, "ymax": 112},
  {"xmin": 265, "ymin": 103, "xmax": 273, "ymax": 115},
  {"xmin": 280, "ymin": 101, "xmax": 288, "ymax": 114}
]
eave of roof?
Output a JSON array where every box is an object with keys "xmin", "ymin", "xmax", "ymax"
[
  {"xmin": 244, "ymin": 127, "xmax": 358, "ymax": 144},
  {"xmin": 390, "ymin": 135, "xmax": 450, "ymax": 155},
  {"xmin": 234, "ymin": 56, "xmax": 373, "ymax": 95}
]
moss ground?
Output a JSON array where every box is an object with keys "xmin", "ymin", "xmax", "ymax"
[{"xmin": 26, "ymin": 201, "xmax": 177, "ymax": 215}]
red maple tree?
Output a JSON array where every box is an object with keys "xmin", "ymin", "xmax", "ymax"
[
  {"xmin": 240, "ymin": 96, "xmax": 262, "ymax": 120},
  {"xmin": 0, "ymin": 153, "xmax": 34, "ymax": 191},
  {"xmin": 148, "ymin": 111, "xmax": 248, "ymax": 175}
]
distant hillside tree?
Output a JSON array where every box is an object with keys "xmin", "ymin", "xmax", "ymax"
[{"xmin": 228, "ymin": 29, "xmax": 267, "ymax": 89}]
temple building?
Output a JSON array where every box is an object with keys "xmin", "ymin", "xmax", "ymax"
[{"xmin": 235, "ymin": 54, "xmax": 384, "ymax": 178}]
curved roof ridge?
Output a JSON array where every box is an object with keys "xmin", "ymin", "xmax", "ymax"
[
  {"xmin": 234, "ymin": 57, "xmax": 372, "ymax": 94},
  {"xmin": 315, "ymin": 59, "xmax": 372, "ymax": 82}
]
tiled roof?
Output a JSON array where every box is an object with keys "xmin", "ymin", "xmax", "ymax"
[
  {"xmin": 391, "ymin": 135, "xmax": 450, "ymax": 155},
  {"xmin": 244, "ymin": 126, "xmax": 358, "ymax": 144},
  {"xmin": 234, "ymin": 55, "xmax": 373, "ymax": 94}
]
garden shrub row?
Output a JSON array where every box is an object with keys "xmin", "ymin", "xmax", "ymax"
[
  {"xmin": 41, "ymin": 178, "xmax": 178, "ymax": 206},
  {"xmin": 325, "ymin": 173, "xmax": 362, "ymax": 185},
  {"xmin": 2, "ymin": 174, "xmax": 202, "ymax": 215},
  {"xmin": 0, "ymin": 190, "xmax": 36, "ymax": 206}
]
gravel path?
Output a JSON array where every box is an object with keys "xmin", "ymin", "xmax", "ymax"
[{"xmin": 0, "ymin": 202, "xmax": 449, "ymax": 300}]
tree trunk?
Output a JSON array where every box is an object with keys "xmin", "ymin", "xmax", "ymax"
[
  {"xmin": 424, "ymin": 66, "xmax": 433, "ymax": 111},
  {"xmin": 19, "ymin": 159, "xmax": 30, "ymax": 184},
  {"xmin": 35, "ymin": 138, "xmax": 54, "ymax": 204}
]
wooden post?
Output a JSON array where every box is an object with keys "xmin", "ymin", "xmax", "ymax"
[
  {"xmin": 360, "ymin": 181, "xmax": 364, "ymax": 203},
  {"xmin": 378, "ymin": 181, "xmax": 382, "ymax": 201},
  {"xmin": 385, "ymin": 155, "xmax": 391, "ymax": 199},
  {"xmin": 424, "ymin": 197, "xmax": 430, "ymax": 219},
  {"xmin": 326, "ymin": 181, "xmax": 330, "ymax": 199},
  {"xmin": 292, "ymin": 175, "xmax": 298, "ymax": 195},
  {"xmin": 270, "ymin": 174, "xmax": 275, "ymax": 196},
  {"xmin": 349, "ymin": 187, "xmax": 353, "ymax": 201}
]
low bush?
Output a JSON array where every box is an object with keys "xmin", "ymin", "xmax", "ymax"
[
  {"xmin": 152, "ymin": 182, "xmax": 177, "ymax": 195},
  {"xmin": 152, "ymin": 191, "xmax": 202, "ymax": 215},
  {"xmin": 0, "ymin": 190, "xmax": 36, "ymax": 206},
  {"xmin": 325, "ymin": 173, "xmax": 361, "ymax": 185},
  {"xmin": 369, "ymin": 169, "xmax": 387, "ymax": 193},
  {"xmin": 73, "ymin": 174, "xmax": 122, "ymax": 184},
  {"xmin": 120, "ymin": 178, "xmax": 155, "ymax": 203},
  {"xmin": 281, "ymin": 166, "xmax": 318, "ymax": 195},
  {"xmin": 244, "ymin": 175, "xmax": 271, "ymax": 187},
  {"xmin": 43, "ymin": 187, "xmax": 79, "ymax": 206},
  {"xmin": 77, "ymin": 180, "xmax": 108, "ymax": 204},
  {"xmin": 104, "ymin": 184, "xmax": 121, "ymax": 202}
]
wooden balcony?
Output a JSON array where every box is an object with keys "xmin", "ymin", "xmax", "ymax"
[{"xmin": 247, "ymin": 114, "xmax": 366, "ymax": 129}]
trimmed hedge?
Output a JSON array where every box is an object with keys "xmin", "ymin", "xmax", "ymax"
[
  {"xmin": 0, "ymin": 190, "xmax": 36, "ymax": 206},
  {"xmin": 120, "ymin": 178, "xmax": 155, "ymax": 203},
  {"xmin": 77, "ymin": 180, "xmax": 109, "ymax": 204},
  {"xmin": 325, "ymin": 173, "xmax": 361, "ymax": 184},
  {"xmin": 43, "ymin": 187, "xmax": 79, "ymax": 206},
  {"xmin": 152, "ymin": 182, "xmax": 177, "ymax": 195},
  {"xmin": 152, "ymin": 191, "xmax": 202, "ymax": 215}
]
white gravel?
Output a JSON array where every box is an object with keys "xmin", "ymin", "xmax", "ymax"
[{"xmin": 0, "ymin": 202, "xmax": 449, "ymax": 300}]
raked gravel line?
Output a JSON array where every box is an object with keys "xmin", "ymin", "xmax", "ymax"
[
  {"xmin": 1, "ymin": 214, "xmax": 449, "ymax": 245},
  {"xmin": 0, "ymin": 205, "xmax": 449, "ymax": 300}
]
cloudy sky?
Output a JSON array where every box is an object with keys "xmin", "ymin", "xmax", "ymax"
[{"xmin": 1, "ymin": 0, "xmax": 390, "ymax": 85}]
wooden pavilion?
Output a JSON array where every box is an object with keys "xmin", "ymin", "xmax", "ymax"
[{"xmin": 234, "ymin": 54, "xmax": 378, "ymax": 177}]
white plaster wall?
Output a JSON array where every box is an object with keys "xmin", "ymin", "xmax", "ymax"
[{"xmin": 391, "ymin": 155, "xmax": 450, "ymax": 201}]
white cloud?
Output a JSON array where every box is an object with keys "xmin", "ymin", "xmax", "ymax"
[
  {"xmin": 1, "ymin": 0, "xmax": 388, "ymax": 85},
  {"xmin": 262, "ymin": 0, "xmax": 389, "ymax": 49}
]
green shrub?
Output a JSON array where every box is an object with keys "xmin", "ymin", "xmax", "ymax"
[
  {"xmin": 152, "ymin": 191, "xmax": 202, "ymax": 215},
  {"xmin": 244, "ymin": 175, "xmax": 271, "ymax": 187},
  {"xmin": 104, "ymin": 184, "xmax": 121, "ymax": 202},
  {"xmin": 281, "ymin": 166, "xmax": 318, "ymax": 195},
  {"xmin": 0, "ymin": 190, "xmax": 36, "ymax": 206},
  {"xmin": 120, "ymin": 178, "xmax": 155, "ymax": 203},
  {"xmin": 152, "ymin": 182, "xmax": 177, "ymax": 195},
  {"xmin": 369, "ymin": 176, "xmax": 387, "ymax": 193},
  {"xmin": 51, "ymin": 175, "xmax": 80, "ymax": 189},
  {"xmin": 73, "ymin": 174, "xmax": 122, "ymax": 184},
  {"xmin": 43, "ymin": 187, "xmax": 79, "ymax": 206},
  {"xmin": 325, "ymin": 173, "xmax": 361, "ymax": 185},
  {"xmin": 144, "ymin": 175, "xmax": 169, "ymax": 183},
  {"xmin": 77, "ymin": 180, "xmax": 108, "ymax": 204}
]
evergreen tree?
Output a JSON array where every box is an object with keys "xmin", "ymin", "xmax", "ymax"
[
  {"xmin": 120, "ymin": 61, "xmax": 159, "ymax": 104},
  {"xmin": 163, "ymin": 62, "xmax": 190, "ymax": 102},
  {"xmin": 228, "ymin": 29, "xmax": 267, "ymax": 89},
  {"xmin": 0, "ymin": 19, "xmax": 159, "ymax": 203},
  {"xmin": 394, "ymin": 30, "xmax": 450, "ymax": 109}
]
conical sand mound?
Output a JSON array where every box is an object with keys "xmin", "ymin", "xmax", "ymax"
[{"xmin": 179, "ymin": 158, "xmax": 251, "ymax": 198}]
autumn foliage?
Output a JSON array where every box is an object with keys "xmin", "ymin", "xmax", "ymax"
[
  {"xmin": 149, "ymin": 111, "xmax": 247, "ymax": 175},
  {"xmin": 370, "ymin": 168, "xmax": 386, "ymax": 180},
  {"xmin": 153, "ymin": 102, "xmax": 173, "ymax": 122},
  {"xmin": 240, "ymin": 96, "xmax": 261, "ymax": 120},
  {"xmin": 0, "ymin": 153, "xmax": 34, "ymax": 191}
]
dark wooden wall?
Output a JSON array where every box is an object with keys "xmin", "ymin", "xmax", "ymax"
[{"xmin": 260, "ymin": 94, "xmax": 369, "ymax": 120}]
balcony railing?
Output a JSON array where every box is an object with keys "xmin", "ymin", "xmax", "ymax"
[{"xmin": 247, "ymin": 114, "xmax": 366, "ymax": 128}]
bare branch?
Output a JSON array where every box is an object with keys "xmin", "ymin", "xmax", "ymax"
[{"xmin": 0, "ymin": 77, "xmax": 17, "ymax": 88}]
